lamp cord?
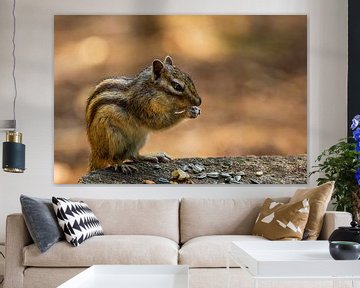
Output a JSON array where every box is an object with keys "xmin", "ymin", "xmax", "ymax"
[{"xmin": 11, "ymin": 0, "xmax": 17, "ymax": 129}]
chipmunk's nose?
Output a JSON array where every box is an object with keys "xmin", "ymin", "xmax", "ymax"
[{"xmin": 194, "ymin": 97, "xmax": 201, "ymax": 106}]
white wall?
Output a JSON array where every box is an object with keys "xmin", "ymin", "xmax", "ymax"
[{"xmin": 0, "ymin": 0, "xmax": 348, "ymax": 242}]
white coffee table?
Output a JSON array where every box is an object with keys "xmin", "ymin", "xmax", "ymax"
[
  {"xmin": 58, "ymin": 265, "xmax": 189, "ymax": 288},
  {"xmin": 228, "ymin": 241, "xmax": 360, "ymax": 288}
]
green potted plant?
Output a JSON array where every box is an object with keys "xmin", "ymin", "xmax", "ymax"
[{"xmin": 310, "ymin": 115, "xmax": 360, "ymax": 222}]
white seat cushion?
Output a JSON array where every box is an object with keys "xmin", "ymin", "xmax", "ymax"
[
  {"xmin": 179, "ymin": 235, "xmax": 267, "ymax": 268},
  {"xmin": 24, "ymin": 235, "xmax": 179, "ymax": 267}
]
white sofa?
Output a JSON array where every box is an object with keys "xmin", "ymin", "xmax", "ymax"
[{"xmin": 4, "ymin": 198, "xmax": 352, "ymax": 288}]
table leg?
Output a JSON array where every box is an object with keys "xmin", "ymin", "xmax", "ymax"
[
  {"xmin": 252, "ymin": 278, "xmax": 258, "ymax": 288},
  {"xmin": 226, "ymin": 251, "xmax": 230, "ymax": 288},
  {"xmin": 352, "ymin": 279, "xmax": 360, "ymax": 288}
]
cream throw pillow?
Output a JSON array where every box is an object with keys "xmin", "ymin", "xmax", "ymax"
[
  {"xmin": 289, "ymin": 181, "xmax": 334, "ymax": 240},
  {"xmin": 252, "ymin": 198, "xmax": 310, "ymax": 240}
]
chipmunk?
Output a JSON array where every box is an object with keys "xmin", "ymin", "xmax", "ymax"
[{"xmin": 86, "ymin": 56, "xmax": 201, "ymax": 173}]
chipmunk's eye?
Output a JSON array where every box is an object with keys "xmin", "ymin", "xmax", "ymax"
[{"xmin": 171, "ymin": 81, "xmax": 184, "ymax": 92}]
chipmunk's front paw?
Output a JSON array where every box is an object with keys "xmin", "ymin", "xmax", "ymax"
[{"xmin": 114, "ymin": 164, "xmax": 138, "ymax": 174}]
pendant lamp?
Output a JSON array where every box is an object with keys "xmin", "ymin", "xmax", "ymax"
[{"xmin": 1, "ymin": 0, "xmax": 26, "ymax": 173}]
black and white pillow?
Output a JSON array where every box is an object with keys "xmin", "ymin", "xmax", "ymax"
[{"xmin": 52, "ymin": 197, "xmax": 104, "ymax": 247}]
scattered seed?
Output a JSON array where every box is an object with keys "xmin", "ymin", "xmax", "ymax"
[
  {"xmin": 143, "ymin": 179, "xmax": 156, "ymax": 184},
  {"xmin": 158, "ymin": 178, "xmax": 170, "ymax": 184},
  {"xmin": 182, "ymin": 165, "xmax": 189, "ymax": 172},
  {"xmin": 236, "ymin": 171, "xmax": 246, "ymax": 176},
  {"xmin": 192, "ymin": 164, "xmax": 205, "ymax": 173},
  {"xmin": 207, "ymin": 172, "xmax": 219, "ymax": 179},
  {"xmin": 256, "ymin": 171, "xmax": 264, "ymax": 176},
  {"xmin": 197, "ymin": 173, "xmax": 207, "ymax": 179},
  {"xmin": 234, "ymin": 175, "xmax": 242, "ymax": 182},
  {"xmin": 220, "ymin": 172, "xmax": 231, "ymax": 178}
]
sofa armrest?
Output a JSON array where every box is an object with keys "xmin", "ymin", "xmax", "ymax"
[
  {"xmin": 4, "ymin": 213, "xmax": 33, "ymax": 288},
  {"xmin": 318, "ymin": 211, "xmax": 352, "ymax": 240}
]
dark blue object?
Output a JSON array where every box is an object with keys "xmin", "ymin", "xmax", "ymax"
[
  {"xmin": 2, "ymin": 141, "xmax": 25, "ymax": 172},
  {"xmin": 20, "ymin": 195, "xmax": 64, "ymax": 253}
]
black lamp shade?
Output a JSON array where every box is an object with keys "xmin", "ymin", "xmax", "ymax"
[{"xmin": 3, "ymin": 141, "xmax": 25, "ymax": 173}]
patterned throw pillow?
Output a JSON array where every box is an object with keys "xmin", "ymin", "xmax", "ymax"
[
  {"xmin": 289, "ymin": 181, "xmax": 334, "ymax": 240},
  {"xmin": 52, "ymin": 197, "xmax": 104, "ymax": 247},
  {"xmin": 252, "ymin": 198, "xmax": 310, "ymax": 240}
]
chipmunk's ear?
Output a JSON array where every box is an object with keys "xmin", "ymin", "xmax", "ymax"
[
  {"xmin": 152, "ymin": 59, "xmax": 164, "ymax": 80},
  {"xmin": 164, "ymin": 56, "xmax": 173, "ymax": 66}
]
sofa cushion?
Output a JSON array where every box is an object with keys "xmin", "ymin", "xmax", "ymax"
[
  {"xmin": 179, "ymin": 235, "xmax": 267, "ymax": 268},
  {"xmin": 23, "ymin": 235, "xmax": 178, "ymax": 267},
  {"xmin": 180, "ymin": 198, "xmax": 289, "ymax": 243},
  {"xmin": 72, "ymin": 199, "xmax": 179, "ymax": 243}
]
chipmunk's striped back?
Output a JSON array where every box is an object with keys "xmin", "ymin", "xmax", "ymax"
[{"xmin": 86, "ymin": 77, "xmax": 132, "ymax": 129}]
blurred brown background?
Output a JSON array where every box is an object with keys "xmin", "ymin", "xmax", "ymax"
[{"xmin": 54, "ymin": 15, "xmax": 307, "ymax": 184}]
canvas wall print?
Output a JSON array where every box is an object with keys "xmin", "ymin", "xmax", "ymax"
[{"xmin": 54, "ymin": 15, "xmax": 307, "ymax": 184}]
